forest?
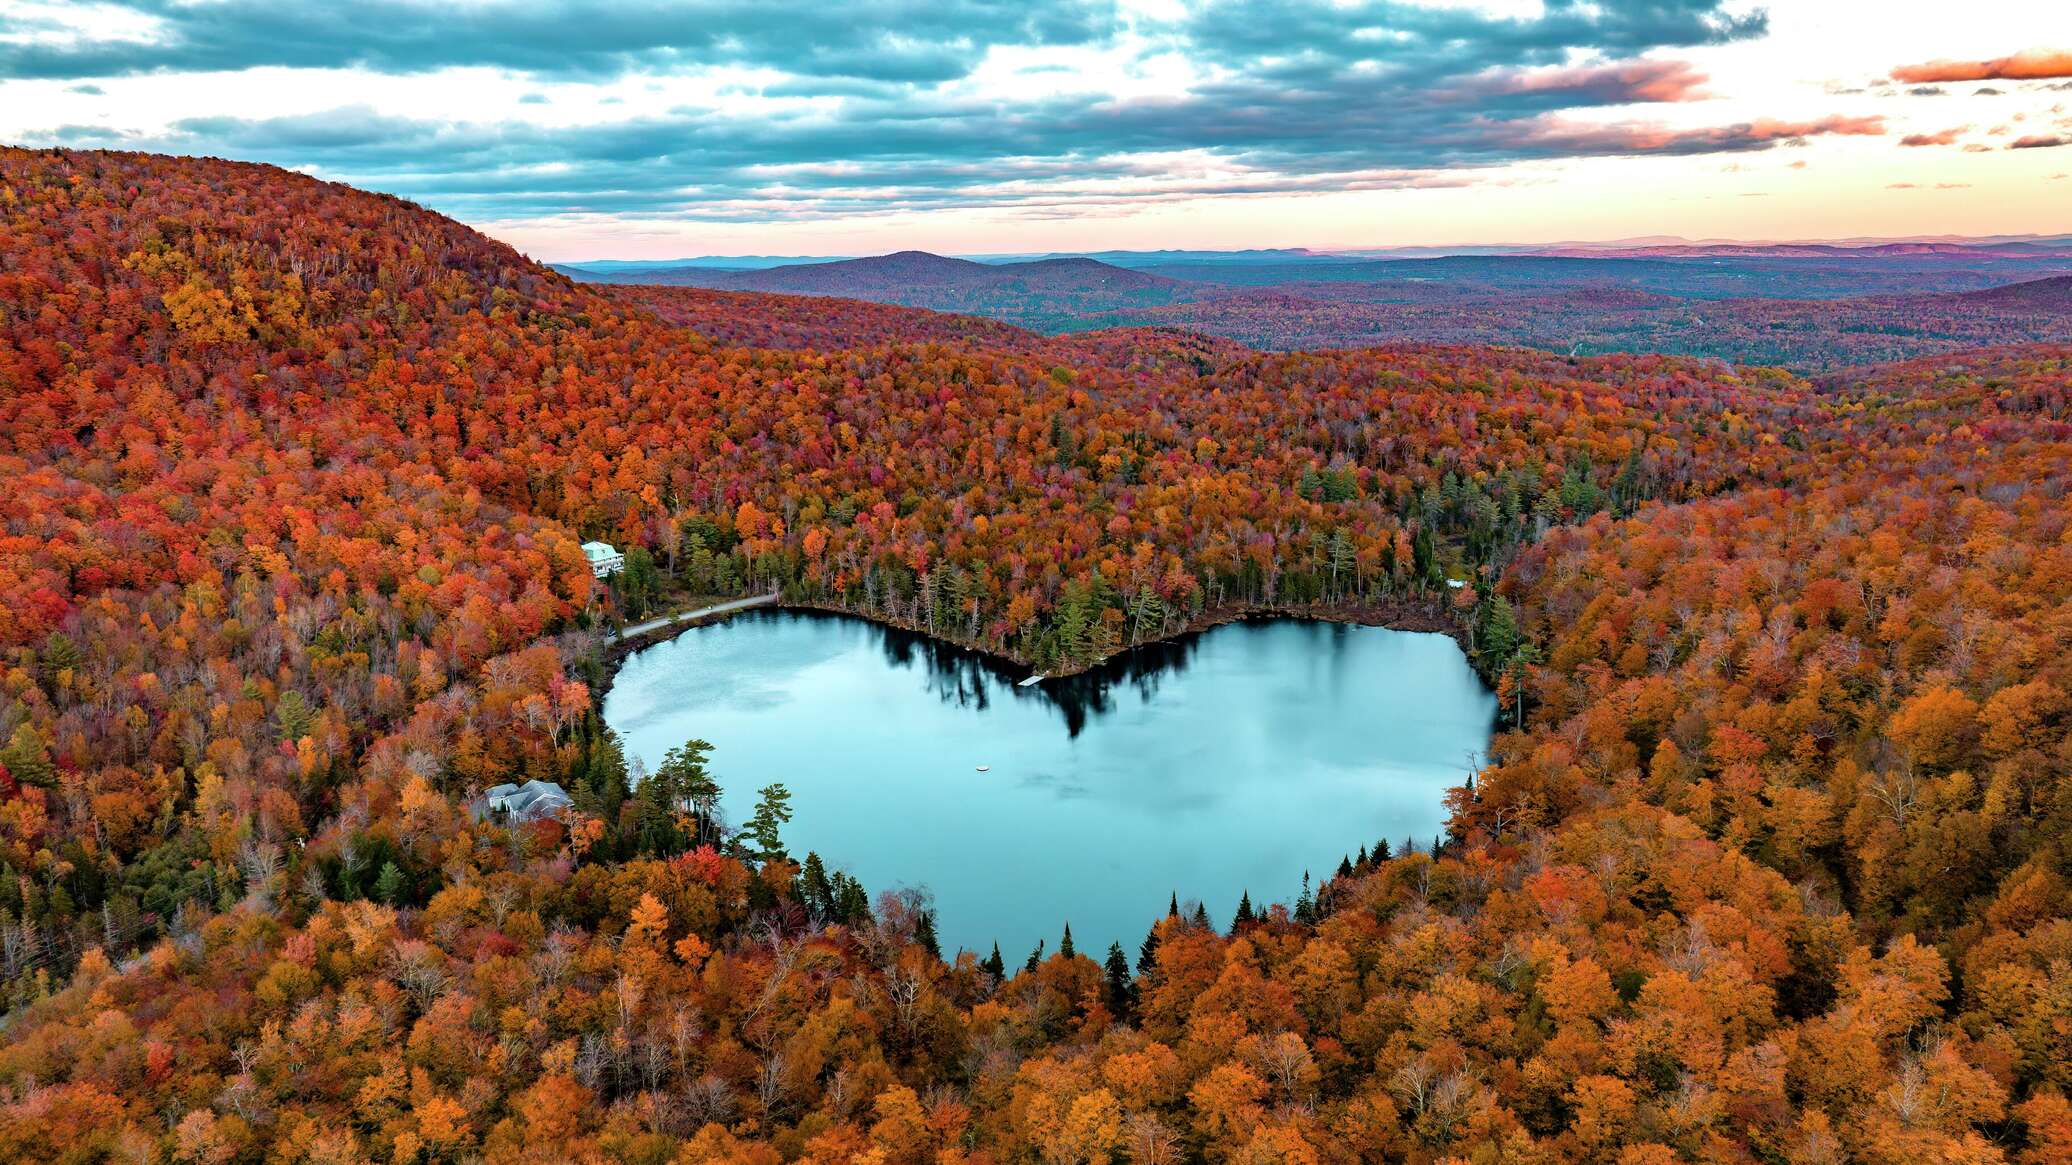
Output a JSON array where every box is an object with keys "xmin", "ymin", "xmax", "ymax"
[
  {"xmin": 570, "ymin": 250, "xmax": 2072, "ymax": 371},
  {"xmin": 0, "ymin": 147, "xmax": 2069, "ymax": 1164}
]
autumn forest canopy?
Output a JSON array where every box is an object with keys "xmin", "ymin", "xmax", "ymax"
[{"xmin": 2, "ymin": 147, "xmax": 2071, "ymax": 1164}]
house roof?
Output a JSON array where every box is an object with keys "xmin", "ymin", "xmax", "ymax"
[{"xmin": 483, "ymin": 779, "xmax": 572, "ymax": 819}]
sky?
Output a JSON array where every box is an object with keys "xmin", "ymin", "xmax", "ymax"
[{"xmin": 2, "ymin": 1, "xmax": 2069, "ymax": 260}]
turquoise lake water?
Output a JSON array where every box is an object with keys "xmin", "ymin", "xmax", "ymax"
[{"xmin": 603, "ymin": 610, "xmax": 1495, "ymax": 960}]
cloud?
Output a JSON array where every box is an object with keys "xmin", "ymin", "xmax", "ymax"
[
  {"xmin": 6, "ymin": 0, "xmax": 1826, "ymax": 226},
  {"xmin": 0, "ymin": 0, "xmax": 1117, "ymax": 85},
  {"xmin": 1892, "ymin": 48, "xmax": 2072, "ymax": 84},
  {"xmin": 1464, "ymin": 59, "xmax": 1713, "ymax": 105},
  {"xmin": 1488, "ymin": 115, "xmax": 1884, "ymax": 157},
  {"xmin": 2010, "ymin": 134, "xmax": 2070, "ymax": 149},
  {"xmin": 1900, "ymin": 127, "xmax": 1966, "ymax": 147}
]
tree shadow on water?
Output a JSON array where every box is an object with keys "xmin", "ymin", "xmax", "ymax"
[{"xmin": 871, "ymin": 616, "xmax": 1220, "ymax": 737}]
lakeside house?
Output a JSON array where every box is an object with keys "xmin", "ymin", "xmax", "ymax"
[
  {"xmin": 481, "ymin": 779, "xmax": 573, "ymax": 823},
  {"xmin": 582, "ymin": 540, "xmax": 624, "ymax": 578}
]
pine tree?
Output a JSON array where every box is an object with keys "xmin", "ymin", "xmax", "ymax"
[
  {"xmin": 915, "ymin": 910, "xmax": 941, "ymax": 960},
  {"xmin": 1232, "ymin": 890, "xmax": 1256, "ymax": 931},
  {"xmin": 0, "ymin": 723, "xmax": 54, "ymax": 789},
  {"xmin": 983, "ymin": 942, "xmax": 1006, "ymax": 980},
  {"xmin": 1294, "ymin": 871, "xmax": 1316, "ymax": 925},
  {"xmin": 1336, "ymin": 854, "xmax": 1354, "ymax": 879},
  {"xmin": 1025, "ymin": 939, "xmax": 1045, "ymax": 973},
  {"xmin": 374, "ymin": 861, "xmax": 404, "ymax": 906},
  {"xmin": 655, "ymin": 738, "xmax": 719, "ymax": 844},
  {"xmin": 37, "ymin": 631, "xmax": 80, "ymax": 684},
  {"xmin": 1374, "ymin": 838, "xmax": 1391, "ymax": 862},
  {"xmin": 1138, "ymin": 922, "xmax": 1162, "ymax": 976},
  {"xmin": 1058, "ymin": 922, "xmax": 1075, "ymax": 960},
  {"xmin": 1167, "ymin": 891, "xmax": 1180, "ymax": 917},
  {"xmin": 834, "ymin": 874, "xmax": 870, "ymax": 924},
  {"xmin": 1103, "ymin": 942, "xmax": 1136, "ymax": 1020},
  {"xmin": 742, "ymin": 782, "xmax": 793, "ymax": 862},
  {"xmin": 800, "ymin": 852, "xmax": 833, "ymax": 919},
  {"xmin": 1191, "ymin": 902, "xmax": 1211, "ymax": 930},
  {"xmin": 585, "ymin": 729, "xmax": 631, "ymax": 822}
]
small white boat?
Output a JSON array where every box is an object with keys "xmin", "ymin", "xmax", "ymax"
[
  {"xmin": 975, "ymin": 765, "xmax": 991, "ymax": 773},
  {"xmin": 1017, "ymin": 674, "xmax": 1044, "ymax": 687}
]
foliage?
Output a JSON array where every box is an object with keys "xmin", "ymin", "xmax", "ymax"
[{"xmin": 0, "ymin": 148, "xmax": 2069, "ymax": 1163}]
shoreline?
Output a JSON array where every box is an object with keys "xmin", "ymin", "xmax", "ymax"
[{"xmin": 593, "ymin": 590, "xmax": 1472, "ymax": 706}]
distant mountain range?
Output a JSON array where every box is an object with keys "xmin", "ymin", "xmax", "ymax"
[
  {"xmin": 564, "ymin": 246, "xmax": 2072, "ymax": 371},
  {"xmin": 555, "ymin": 234, "xmax": 2072, "ymax": 276},
  {"xmin": 558, "ymin": 250, "xmax": 1195, "ymax": 325}
]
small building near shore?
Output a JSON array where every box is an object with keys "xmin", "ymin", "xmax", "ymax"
[
  {"xmin": 582, "ymin": 541, "xmax": 624, "ymax": 579},
  {"xmin": 481, "ymin": 779, "xmax": 573, "ymax": 823}
]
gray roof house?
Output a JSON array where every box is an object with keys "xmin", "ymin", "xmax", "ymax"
[{"xmin": 481, "ymin": 779, "xmax": 573, "ymax": 822}]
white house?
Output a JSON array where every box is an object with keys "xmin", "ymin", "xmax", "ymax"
[{"xmin": 582, "ymin": 540, "xmax": 624, "ymax": 579}]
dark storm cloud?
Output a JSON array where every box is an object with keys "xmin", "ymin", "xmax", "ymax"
[{"xmin": 13, "ymin": 0, "xmax": 1825, "ymax": 223}]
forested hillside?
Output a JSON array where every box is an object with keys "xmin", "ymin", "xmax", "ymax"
[
  {"xmin": 571, "ymin": 251, "xmax": 2072, "ymax": 369},
  {"xmin": 1074, "ymin": 278, "xmax": 2072, "ymax": 371},
  {"xmin": 1, "ymin": 148, "xmax": 2069, "ymax": 1164}
]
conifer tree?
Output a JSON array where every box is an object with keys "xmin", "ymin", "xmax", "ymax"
[
  {"xmin": 915, "ymin": 909, "xmax": 941, "ymax": 960},
  {"xmin": 1232, "ymin": 890, "xmax": 1256, "ymax": 931},
  {"xmin": 1103, "ymin": 942, "xmax": 1136, "ymax": 1020},
  {"xmin": 742, "ymin": 782, "xmax": 793, "ymax": 862}
]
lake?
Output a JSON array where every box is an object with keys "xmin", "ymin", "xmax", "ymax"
[{"xmin": 603, "ymin": 610, "xmax": 1496, "ymax": 961}]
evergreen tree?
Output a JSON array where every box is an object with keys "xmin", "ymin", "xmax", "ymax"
[
  {"xmin": 834, "ymin": 874, "xmax": 870, "ymax": 924},
  {"xmin": 914, "ymin": 910, "xmax": 941, "ymax": 960},
  {"xmin": 1477, "ymin": 594, "xmax": 1523, "ymax": 663},
  {"xmin": 1294, "ymin": 871, "xmax": 1316, "ymax": 925},
  {"xmin": 635, "ymin": 738, "xmax": 718, "ymax": 856},
  {"xmin": 583, "ymin": 729, "xmax": 631, "ymax": 822},
  {"xmin": 1058, "ymin": 922, "xmax": 1075, "ymax": 960},
  {"xmin": 1167, "ymin": 891, "xmax": 1180, "ymax": 917},
  {"xmin": 374, "ymin": 861, "xmax": 404, "ymax": 906},
  {"xmin": 1138, "ymin": 922, "xmax": 1162, "ymax": 976},
  {"xmin": 1025, "ymin": 939, "xmax": 1045, "ymax": 973},
  {"xmin": 742, "ymin": 782, "xmax": 793, "ymax": 862},
  {"xmin": 1232, "ymin": 890, "xmax": 1256, "ymax": 931},
  {"xmin": 37, "ymin": 631, "xmax": 81, "ymax": 684},
  {"xmin": 1191, "ymin": 902, "xmax": 1211, "ymax": 930},
  {"xmin": 655, "ymin": 739, "xmax": 721, "ymax": 845},
  {"xmin": 983, "ymin": 942, "xmax": 1006, "ymax": 980},
  {"xmin": 1374, "ymin": 838, "xmax": 1392, "ymax": 862},
  {"xmin": 1336, "ymin": 854, "xmax": 1354, "ymax": 879},
  {"xmin": 799, "ymin": 852, "xmax": 833, "ymax": 918},
  {"xmin": 1103, "ymin": 942, "xmax": 1136, "ymax": 1020},
  {"xmin": 0, "ymin": 723, "xmax": 54, "ymax": 789}
]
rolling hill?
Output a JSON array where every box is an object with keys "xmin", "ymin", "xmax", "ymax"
[
  {"xmin": 4, "ymin": 147, "xmax": 2072, "ymax": 1165},
  {"xmin": 566, "ymin": 246, "xmax": 2072, "ymax": 368},
  {"xmin": 560, "ymin": 250, "xmax": 1195, "ymax": 327}
]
